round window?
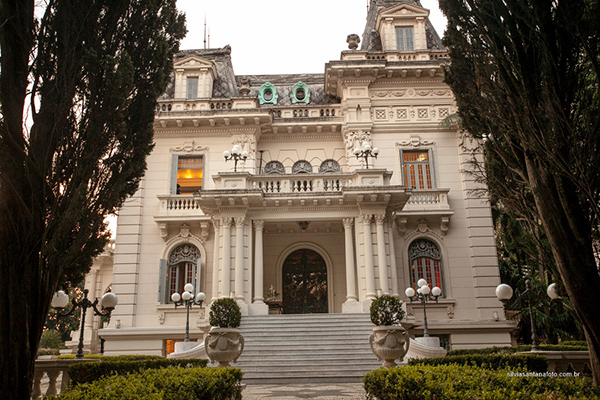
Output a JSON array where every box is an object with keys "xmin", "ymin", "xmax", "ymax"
[
  {"xmin": 263, "ymin": 89, "xmax": 273, "ymax": 101},
  {"xmin": 296, "ymin": 89, "xmax": 305, "ymax": 101}
]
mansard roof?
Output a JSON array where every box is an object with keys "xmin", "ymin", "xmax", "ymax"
[
  {"xmin": 236, "ymin": 74, "xmax": 339, "ymax": 106},
  {"xmin": 360, "ymin": 0, "xmax": 444, "ymax": 51}
]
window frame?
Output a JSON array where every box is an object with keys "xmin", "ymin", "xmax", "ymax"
[
  {"xmin": 160, "ymin": 244, "xmax": 202, "ymax": 304},
  {"xmin": 171, "ymin": 154, "xmax": 204, "ymax": 195},
  {"xmin": 400, "ymin": 148, "xmax": 435, "ymax": 189},
  {"xmin": 186, "ymin": 76, "xmax": 199, "ymax": 99},
  {"xmin": 395, "ymin": 26, "xmax": 415, "ymax": 51},
  {"xmin": 408, "ymin": 239, "xmax": 445, "ymax": 298}
]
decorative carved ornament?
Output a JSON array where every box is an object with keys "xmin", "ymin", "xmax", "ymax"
[
  {"xmin": 319, "ymin": 159, "xmax": 341, "ymax": 173},
  {"xmin": 263, "ymin": 161, "xmax": 285, "ymax": 175},
  {"xmin": 170, "ymin": 141, "xmax": 208, "ymax": 154},
  {"xmin": 292, "ymin": 160, "xmax": 312, "ymax": 174},
  {"xmin": 408, "ymin": 238, "xmax": 442, "ymax": 261},
  {"xmin": 396, "ymin": 136, "xmax": 435, "ymax": 148},
  {"xmin": 168, "ymin": 243, "xmax": 201, "ymax": 265}
]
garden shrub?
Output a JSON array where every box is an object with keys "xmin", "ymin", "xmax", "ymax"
[
  {"xmin": 46, "ymin": 367, "xmax": 243, "ymax": 400},
  {"xmin": 364, "ymin": 364, "xmax": 600, "ymax": 400},
  {"xmin": 447, "ymin": 344, "xmax": 588, "ymax": 356},
  {"xmin": 559, "ymin": 341, "xmax": 588, "ymax": 347},
  {"xmin": 68, "ymin": 357, "xmax": 208, "ymax": 385},
  {"xmin": 39, "ymin": 330, "xmax": 64, "ymax": 349},
  {"xmin": 408, "ymin": 353, "xmax": 548, "ymax": 372},
  {"xmin": 57, "ymin": 354, "xmax": 164, "ymax": 361}
]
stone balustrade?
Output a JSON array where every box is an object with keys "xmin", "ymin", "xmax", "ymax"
[
  {"xmin": 402, "ymin": 188, "xmax": 450, "ymax": 212},
  {"xmin": 157, "ymin": 194, "xmax": 201, "ymax": 215},
  {"xmin": 31, "ymin": 358, "xmax": 99, "ymax": 399}
]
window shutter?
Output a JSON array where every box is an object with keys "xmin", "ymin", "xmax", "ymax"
[
  {"xmin": 428, "ymin": 148, "xmax": 436, "ymax": 188},
  {"xmin": 158, "ymin": 259, "xmax": 167, "ymax": 303},
  {"xmin": 171, "ymin": 155, "xmax": 179, "ymax": 194},
  {"xmin": 196, "ymin": 257, "xmax": 202, "ymax": 294}
]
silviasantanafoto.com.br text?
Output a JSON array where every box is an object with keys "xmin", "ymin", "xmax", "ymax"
[{"xmin": 507, "ymin": 371, "xmax": 581, "ymax": 378}]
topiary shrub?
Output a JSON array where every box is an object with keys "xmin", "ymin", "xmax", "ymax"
[
  {"xmin": 408, "ymin": 353, "xmax": 548, "ymax": 372},
  {"xmin": 39, "ymin": 330, "xmax": 64, "ymax": 349},
  {"xmin": 364, "ymin": 364, "xmax": 600, "ymax": 400},
  {"xmin": 68, "ymin": 357, "xmax": 208, "ymax": 385},
  {"xmin": 209, "ymin": 298, "xmax": 242, "ymax": 328},
  {"xmin": 370, "ymin": 295, "xmax": 405, "ymax": 326},
  {"xmin": 46, "ymin": 366, "xmax": 243, "ymax": 400}
]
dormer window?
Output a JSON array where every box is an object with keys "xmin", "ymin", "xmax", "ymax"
[
  {"xmin": 186, "ymin": 76, "xmax": 199, "ymax": 99},
  {"xmin": 396, "ymin": 27, "xmax": 415, "ymax": 51}
]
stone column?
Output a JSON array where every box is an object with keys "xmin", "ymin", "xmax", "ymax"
[
  {"xmin": 220, "ymin": 218, "xmax": 232, "ymax": 298},
  {"xmin": 211, "ymin": 219, "xmax": 221, "ymax": 301},
  {"xmin": 343, "ymin": 218, "xmax": 358, "ymax": 302},
  {"xmin": 375, "ymin": 214, "xmax": 390, "ymax": 295},
  {"xmin": 388, "ymin": 219, "xmax": 399, "ymax": 297},
  {"xmin": 234, "ymin": 217, "xmax": 246, "ymax": 303},
  {"xmin": 253, "ymin": 220, "xmax": 265, "ymax": 304},
  {"xmin": 361, "ymin": 214, "xmax": 376, "ymax": 300}
]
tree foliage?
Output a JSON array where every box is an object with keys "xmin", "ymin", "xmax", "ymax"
[
  {"xmin": 0, "ymin": 0, "xmax": 186, "ymax": 398},
  {"xmin": 439, "ymin": 0, "xmax": 600, "ymax": 384}
]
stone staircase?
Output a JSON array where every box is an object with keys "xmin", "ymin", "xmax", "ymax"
[{"xmin": 236, "ymin": 313, "xmax": 382, "ymax": 384}]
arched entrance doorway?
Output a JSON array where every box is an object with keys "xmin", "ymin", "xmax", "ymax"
[{"xmin": 282, "ymin": 249, "xmax": 328, "ymax": 314}]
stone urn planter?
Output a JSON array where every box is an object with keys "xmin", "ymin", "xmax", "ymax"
[
  {"xmin": 369, "ymin": 325, "xmax": 410, "ymax": 367},
  {"xmin": 205, "ymin": 327, "xmax": 245, "ymax": 367},
  {"xmin": 205, "ymin": 298, "xmax": 244, "ymax": 367},
  {"xmin": 369, "ymin": 295, "xmax": 410, "ymax": 367}
]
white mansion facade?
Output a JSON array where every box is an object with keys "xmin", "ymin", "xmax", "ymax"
[{"xmin": 90, "ymin": 0, "xmax": 513, "ymax": 356}]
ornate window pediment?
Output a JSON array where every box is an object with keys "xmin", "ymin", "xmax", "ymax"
[
  {"xmin": 263, "ymin": 161, "xmax": 285, "ymax": 175},
  {"xmin": 292, "ymin": 160, "xmax": 312, "ymax": 174},
  {"xmin": 319, "ymin": 159, "xmax": 341, "ymax": 173}
]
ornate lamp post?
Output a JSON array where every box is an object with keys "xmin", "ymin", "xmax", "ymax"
[
  {"xmin": 496, "ymin": 280, "xmax": 540, "ymax": 351},
  {"xmin": 353, "ymin": 141, "xmax": 379, "ymax": 169},
  {"xmin": 223, "ymin": 144, "xmax": 248, "ymax": 172},
  {"xmin": 171, "ymin": 283, "xmax": 206, "ymax": 343},
  {"xmin": 51, "ymin": 289, "xmax": 118, "ymax": 359},
  {"xmin": 405, "ymin": 279, "xmax": 442, "ymax": 337}
]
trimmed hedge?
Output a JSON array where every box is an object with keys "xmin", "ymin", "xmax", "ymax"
[
  {"xmin": 447, "ymin": 344, "xmax": 588, "ymax": 356},
  {"xmin": 57, "ymin": 354, "xmax": 163, "ymax": 361},
  {"xmin": 408, "ymin": 353, "xmax": 548, "ymax": 372},
  {"xmin": 46, "ymin": 366, "xmax": 243, "ymax": 400},
  {"xmin": 68, "ymin": 358, "xmax": 208, "ymax": 385},
  {"xmin": 364, "ymin": 364, "xmax": 600, "ymax": 400}
]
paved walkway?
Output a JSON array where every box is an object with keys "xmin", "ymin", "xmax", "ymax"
[{"xmin": 242, "ymin": 383, "xmax": 368, "ymax": 400}]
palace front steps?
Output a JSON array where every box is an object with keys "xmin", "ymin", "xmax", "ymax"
[{"xmin": 236, "ymin": 313, "xmax": 383, "ymax": 384}]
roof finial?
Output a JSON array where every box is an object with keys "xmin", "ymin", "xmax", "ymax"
[{"xmin": 203, "ymin": 14, "xmax": 207, "ymax": 49}]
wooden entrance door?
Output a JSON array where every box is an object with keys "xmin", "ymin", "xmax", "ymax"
[{"xmin": 282, "ymin": 249, "xmax": 328, "ymax": 314}]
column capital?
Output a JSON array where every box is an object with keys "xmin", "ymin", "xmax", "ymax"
[
  {"xmin": 253, "ymin": 219, "xmax": 265, "ymax": 231},
  {"xmin": 221, "ymin": 217, "xmax": 233, "ymax": 227},
  {"xmin": 212, "ymin": 218, "xmax": 221, "ymax": 229},
  {"xmin": 359, "ymin": 214, "xmax": 373, "ymax": 224},
  {"xmin": 342, "ymin": 218, "xmax": 354, "ymax": 230},
  {"xmin": 374, "ymin": 214, "xmax": 387, "ymax": 225},
  {"xmin": 234, "ymin": 217, "xmax": 246, "ymax": 227}
]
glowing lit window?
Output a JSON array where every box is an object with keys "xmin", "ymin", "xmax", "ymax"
[
  {"xmin": 176, "ymin": 156, "xmax": 203, "ymax": 194},
  {"xmin": 408, "ymin": 239, "xmax": 445, "ymax": 297},
  {"xmin": 402, "ymin": 150, "xmax": 434, "ymax": 189}
]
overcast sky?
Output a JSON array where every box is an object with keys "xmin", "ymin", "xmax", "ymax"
[{"xmin": 176, "ymin": 0, "xmax": 447, "ymax": 75}]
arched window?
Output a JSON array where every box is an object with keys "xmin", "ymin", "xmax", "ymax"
[
  {"xmin": 263, "ymin": 161, "xmax": 285, "ymax": 175},
  {"xmin": 319, "ymin": 159, "xmax": 341, "ymax": 173},
  {"xmin": 408, "ymin": 239, "xmax": 444, "ymax": 296},
  {"xmin": 166, "ymin": 244, "xmax": 201, "ymax": 302},
  {"xmin": 292, "ymin": 160, "xmax": 312, "ymax": 174}
]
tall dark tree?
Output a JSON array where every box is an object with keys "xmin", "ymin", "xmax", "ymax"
[
  {"xmin": 439, "ymin": 0, "xmax": 600, "ymax": 384},
  {"xmin": 0, "ymin": 0, "xmax": 185, "ymax": 398}
]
